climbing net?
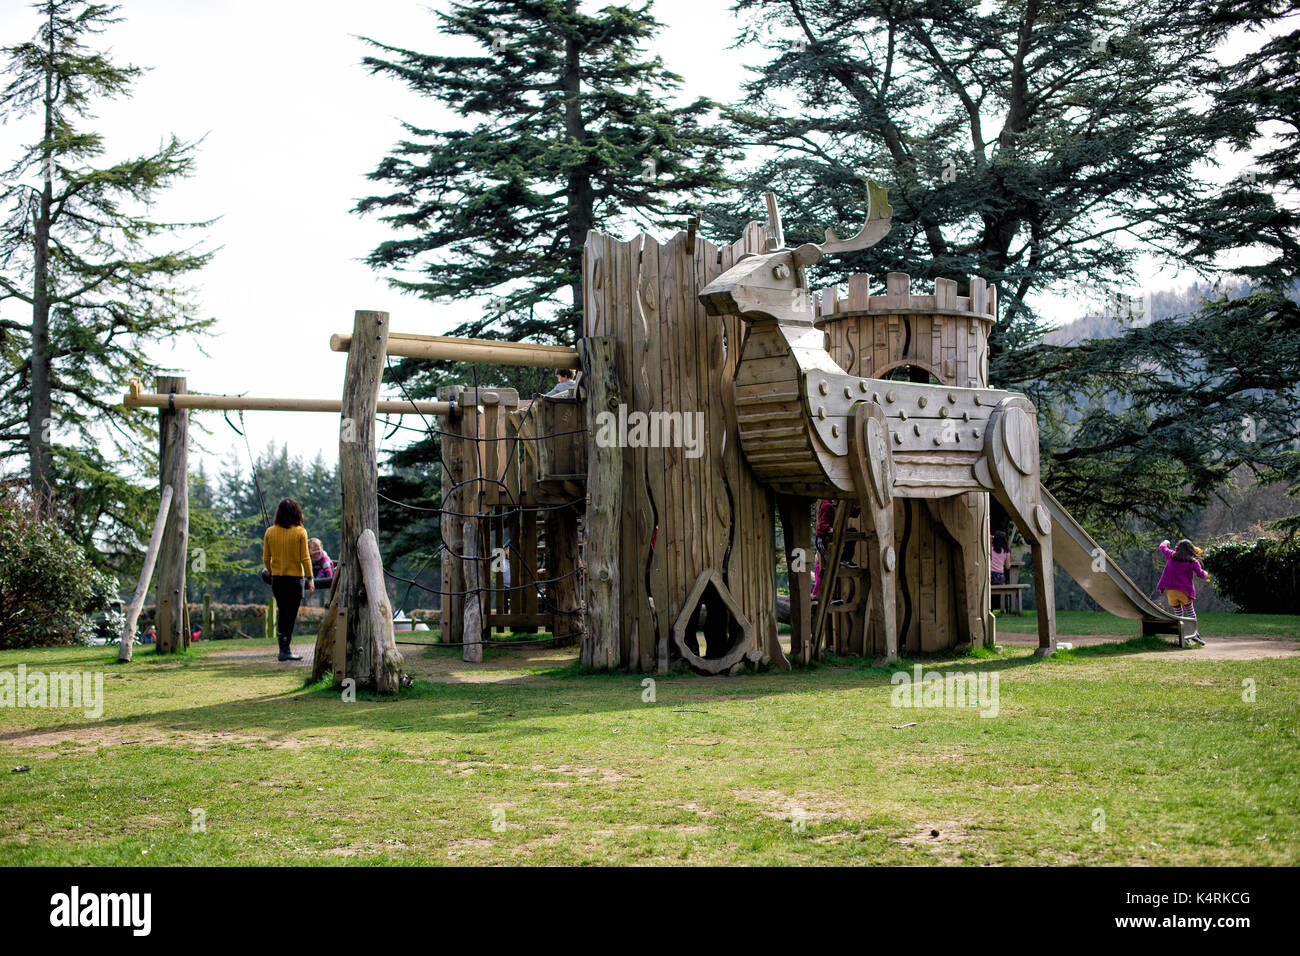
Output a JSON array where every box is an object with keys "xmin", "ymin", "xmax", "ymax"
[{"xmin": 375, "ymin": 358, "xmax": 587, "ymax": 647}]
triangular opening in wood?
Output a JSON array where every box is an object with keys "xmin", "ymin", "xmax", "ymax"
[{"xmin": 671, "ymin": 569, "xmax": 755, "ymax": 674}]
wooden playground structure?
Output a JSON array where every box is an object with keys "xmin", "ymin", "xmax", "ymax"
[{"xmin": 117, "ymin": 182, "xmax": 1190, "ymax": 692}]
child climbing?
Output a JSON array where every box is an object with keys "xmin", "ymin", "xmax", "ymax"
[
  {"xmin": 263, "ymin": 497, "xmax": 315, "ymax": 661},
  {"xmin": 1157, "ymin": 538, "xmax": 1209, "ymax": 647},
  {"xmin": 812, "ymin": 499, "xmax": 859, "ymax": 598}
]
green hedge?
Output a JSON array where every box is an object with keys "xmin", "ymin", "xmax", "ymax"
[
  {"xmin": 138, "ymin": 601, "xmax": 332, "ymax": 638},
  {"xmin": 1201, "ymin": 537, "xmax": 1300, "ymax": 614},
  {"xmin": 140, "ymin": 602, "xmax": 267, "ymax": 639},
  {"xmin": 0, "ymin": 491, "xmax": 118, "ymax": 648}
]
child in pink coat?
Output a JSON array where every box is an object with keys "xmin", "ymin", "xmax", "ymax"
[{"xmin": 1158, "ymin": 538, "xmax": 1209, "ymax": 646}]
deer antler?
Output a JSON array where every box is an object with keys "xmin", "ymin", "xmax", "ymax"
[{"xmin": 793, "ymin": 180, "xmax": 893, "ymax": 266}]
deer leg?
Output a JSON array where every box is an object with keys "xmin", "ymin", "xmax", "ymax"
[
  {"xmin": 860, "ymin": 495, "xmax": 898, "ymax": 663},
  {"xmin": 926, "ymin": 494, "xmax": 992, "ymax": 650},
  {"xmin": 848, "ymin": 402, "xmax": 899, "ymax": 663},
  {"xmin": 979, "ymin": 398, "xmax": 1056, "ymax": 657}
]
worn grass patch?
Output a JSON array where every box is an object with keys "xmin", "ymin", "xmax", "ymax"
[{"xmin": 0, "ymin": 634, "xmax": 1296, "ymax": 865}]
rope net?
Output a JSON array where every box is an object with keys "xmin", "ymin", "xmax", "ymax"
[{"xmin": 377, "ymin": 359, "xmax": 586, "ymax": 646}]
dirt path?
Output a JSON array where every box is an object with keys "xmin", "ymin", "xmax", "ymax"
[
  {"xmin": 200, "ymin": 631, "xmax": 1300, "ymax": 671},
  {"xmin": 996, "ymin": 632, "xmax": 1300, "ymax": 660}
]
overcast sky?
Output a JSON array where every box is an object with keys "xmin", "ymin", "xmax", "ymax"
[{"xmin": 0, "ymin": 0, "xmax": 1272, "ymax": 482}]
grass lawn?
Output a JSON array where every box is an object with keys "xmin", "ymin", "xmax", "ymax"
[{"xmin": 1, "ymin": 625, "xmax": 1297, "ymax": 866}]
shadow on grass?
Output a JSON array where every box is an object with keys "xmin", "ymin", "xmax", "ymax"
[
  {"xmin": 1053, "ymin": 635, "xmax": 1181, "ymax": 659},
  {"xmin": 0, "ymin": 634, "xmax": 1094, "ymax": 750}
]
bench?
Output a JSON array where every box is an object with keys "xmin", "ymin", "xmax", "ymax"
[{"xmin": 991, "ymin": 583, "xmax": 1029, "ymax": 614}]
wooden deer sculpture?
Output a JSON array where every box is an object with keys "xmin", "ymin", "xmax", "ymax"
[{"xmin": 698, "ymin": 184, "xmax": 1057, "ymax": 662}]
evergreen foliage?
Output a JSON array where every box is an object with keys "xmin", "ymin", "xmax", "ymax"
[{"xmin": 0, "ymin": 1, "xmax": 213, "ymax": 559}]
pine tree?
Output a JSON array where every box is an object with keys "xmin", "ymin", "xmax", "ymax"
[
  {"xmin": 356, "ymin": 0, "xmax": 737, "ymax": 345},
  {"xmin": 724, "ymin": 0, "xmax": 1247, "ymax": 339},
  {"xmin": 357, "ymin": 0, "xmax": 740, "ymax": 571},
  {"xmin": 1025, "ymin": 3, "xmax": 1300, "ymax": 534},
  {"xmin": 0, "ymin": 1, "xmax": 212, "ymax": 526},
  {"xmin": 724, "ymin": 0, "xmax": 1300, "ymax": 535},
  {"xmin": 1190, "ymin": 2, "xmax": 1300, "ymax": 528}
]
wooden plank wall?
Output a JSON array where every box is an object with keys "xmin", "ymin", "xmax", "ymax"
[{"xmin": 584, "ymin": 222, "xmax": 777, "ymax": 671}]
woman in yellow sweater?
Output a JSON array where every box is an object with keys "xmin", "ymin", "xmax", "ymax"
[{"xmin": 263, "ymin": 497, "xmax": 315, "ymax": 661}]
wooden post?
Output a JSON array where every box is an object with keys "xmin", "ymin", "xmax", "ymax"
[
  {"xmin": 202, "ymin": 593, "xmax": 213, "ymax": 639},
  {"xmin": 436, "ymin": 385, "xmax": 466, "ymax": 645},
  {"xmin": 462, "ymin": 521, "xmax": 484, "ymax": 663},
  {"xmin": 545, "ymin": 505, "xmax": 581, "ymax": 643},
  {"xmin": 154, "ymin": 376, "xmax": 189, "ymax": 654},
  {"xmin": 521, "ymin": 506, "xmax": 539, "ymax": 631},
  {"xmin": 118, "ymin": 484, "xmax": 173, "ymax": 662},
  {"xmin": 330, "ymin": 332, "xmax": 580, "ymax": 368},
  {"xmin": 313, "ymin": 310, "xmax": 405, "ymax": 692},
  {"xmin": 265, "ymin": 596, "xmax": 276, "ymax": 642},
  {"xmin": 579, "ymin": 337, "xmax": 621, "ymax": 668},
  {"xmin": 123, "ymin": 389, "xmax": 450, "ymax": 416}
]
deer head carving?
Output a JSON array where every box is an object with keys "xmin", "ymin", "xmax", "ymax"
[{"xmin": 699, "ymin": 181, "xmax": 893, "ymax": 325}]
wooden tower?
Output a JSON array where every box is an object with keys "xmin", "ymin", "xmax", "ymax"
[{"xmin": 813, "ymin": 274, "xmax": 999, "ymax": 656}]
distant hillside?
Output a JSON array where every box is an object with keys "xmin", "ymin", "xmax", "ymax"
[{"xmin": 1040, "ymin": 280, "xmax": 1253, "ymax": 345}]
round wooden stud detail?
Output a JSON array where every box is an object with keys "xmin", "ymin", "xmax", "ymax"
[{"xmin": 1035, "ymin": 504, "xmax": 1052, "ymax": 536}]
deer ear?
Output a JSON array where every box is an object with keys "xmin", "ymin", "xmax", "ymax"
[{"xmin": 792, "ymin": 243, "xmax": 823, "ymax": 268}]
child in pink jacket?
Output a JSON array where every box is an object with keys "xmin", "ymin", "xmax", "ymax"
[{"xmin": 1158, "ymin": 539, "xmax": 1209, "ymax": 646}]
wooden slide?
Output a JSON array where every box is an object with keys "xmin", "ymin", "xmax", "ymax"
[{"xmin": 1039, "ymin": 486, "xmax": 1192, "ymax": 642}]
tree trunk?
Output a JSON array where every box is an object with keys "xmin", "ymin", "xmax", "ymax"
[
  {"xmin": 28, "ymin": 33, "xmax": 55, "ymax": 497},
  {"xmin": 154, "ymin": 376, "xmax": 189, "ymax": 654},
  {"xmin": 314, "ymin": 310, "xmax": 404, "ymax": 692},
  {"xmin": 563, "ymin": 0, "xmax": 593, "ymax": 342}
]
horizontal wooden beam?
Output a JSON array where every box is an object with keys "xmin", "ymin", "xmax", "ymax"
[
  {"xmin": 123, "ymin": 392, "xmax": 452, "ymax": 416},
  {"xmin": 330, "ymin": 331, "xmax": 581, "ymax": 369}
]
